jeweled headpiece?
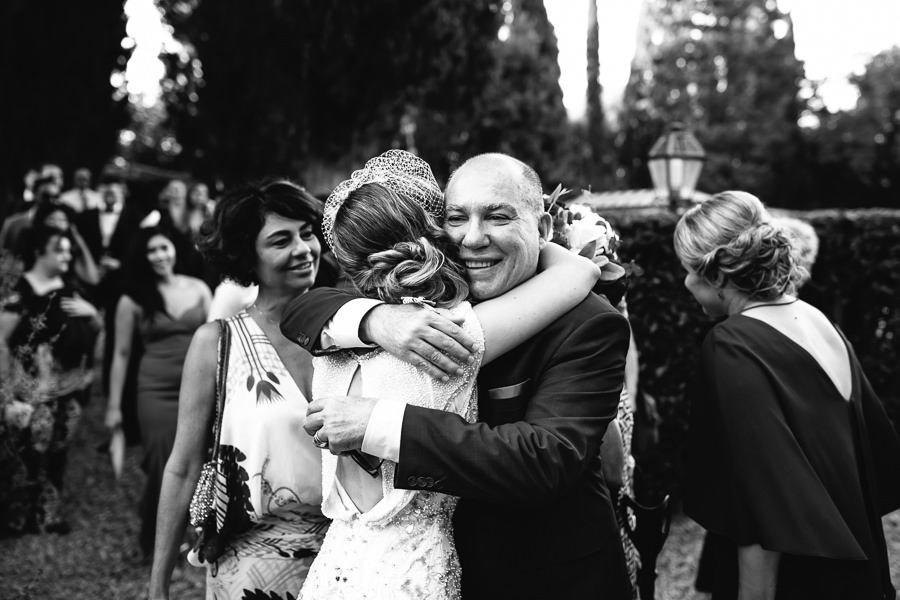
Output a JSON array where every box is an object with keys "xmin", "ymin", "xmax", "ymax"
[{"xmin": 322, "ymin": 149, "xmax": 444, "ymax": 250}]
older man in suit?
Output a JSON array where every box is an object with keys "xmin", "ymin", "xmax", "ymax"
[{"xmin": 281, "ymin": 153, "xmax": 632, "ymax": 599}]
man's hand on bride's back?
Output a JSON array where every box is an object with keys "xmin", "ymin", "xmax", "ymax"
[{"xmin": 360, "ymin": 304, "xmax": 477, "ymax": 381}]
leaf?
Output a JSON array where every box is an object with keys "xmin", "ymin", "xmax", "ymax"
[
  {"xmin": 266, "ymin": 371, "xmax": 280, "ymax": 384},
  {"xmin": 578, "ymin": 240, "xmax": 597, "ymax": 258},
  {"xmin": 255, "ymin": 380, "xmax": 284, "ymax": 404}
]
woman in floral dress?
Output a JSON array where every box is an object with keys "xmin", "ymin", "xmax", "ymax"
[
  {"xmin": 0, "ymin": 225, "xmax": 100, "ymax": 535},
  {"xmin": 149, "ymin": 180, "xmax": 330, "ymax": 600}
]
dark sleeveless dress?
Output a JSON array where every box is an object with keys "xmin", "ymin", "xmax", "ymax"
[
  {"xmin": 684, "ymin": 315, "xmax": 900, "ymax": 599},
  {"xmin": 135, "ymin": 301, "xmax": 206, "ymax": 555},
  {"xmin": 1, "ymin": 277, "xmax": 98, "ymax": 534}
]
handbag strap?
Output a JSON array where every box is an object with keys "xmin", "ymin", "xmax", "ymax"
[{"xmin": 209, "ymin": 318, "xmax": 231, "ymax": 462}]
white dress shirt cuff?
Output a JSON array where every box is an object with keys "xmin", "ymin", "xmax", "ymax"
[
  {"xmin": 361, "ymin": 399, "xmax": 406, "ymax": 463},
  {"xmin": 320, "ymin": 298, "xmax": 384, "ymax": 350}
]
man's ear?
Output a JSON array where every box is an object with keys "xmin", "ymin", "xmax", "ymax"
[{"xmin": 537, "ymin": 212, "xmax": 553, "ymax": 243}]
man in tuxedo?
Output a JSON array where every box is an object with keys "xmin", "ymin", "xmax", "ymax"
[
  {"xmin": 59, "ymin": 168, "xmax": 104, "ymax": 213},
  {"xmin": 281, "ymin": 153, "xmax": 632, "ymax": 599},
  {"xmin": 76, "ymin": 181, "xmax": 144, "ymax": 441}
]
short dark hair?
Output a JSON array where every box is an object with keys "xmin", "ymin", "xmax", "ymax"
[
  {"xmin": 32, "ymin": 202, "xmax": 74, "ymax": 228},
  {"xmin": 22, "ymin": 225, "xmax": 70, "ymax": 270},
  {"xmin": 196, "ymin": 179, "xmax": 322, "ymax": 286}
]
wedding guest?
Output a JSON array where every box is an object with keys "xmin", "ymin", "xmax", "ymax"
[
  {"xmin": 676, "ymin": 191, "xmax": 900, "ymax": 600},
  {"xmin": 105, "ymin": 225, "xmax": 211, "ymax": 560},
  {"xmin": 76, "ymin": 181, "xmax": 146, "ymax": 443},
  {"xmin": 59, "ymin": 168, "xmax": 103, "ymax": 213},
  {"xmin": 1, "ymin": 176, "xmax": 61, "ymax": 255},
  {"xmin": 148, "ymin": 180, "xmax": 331, "ymax": 599},
  {"xmin": 0, "ymin": 225, "xmax": 101, "ymax": 535},
  {"xmin": 32, "ymin": 203, "xmax": 100, "ymax": 287},
  {"xmin": 187, "ymin": 181, "xmax": 214, "ymax": 234},
  {"xmin": 774, "ymin": 216, "xmax": 819, "ymax": 287}
]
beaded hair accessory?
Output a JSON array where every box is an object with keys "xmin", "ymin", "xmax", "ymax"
[{"xmin": 322, "ymin": 149, "xmax": 444, "ymax": 250}]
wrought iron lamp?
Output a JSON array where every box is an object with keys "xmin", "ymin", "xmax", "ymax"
[{"xmin": 647, "ymin": 122, "xmax": 706, "ymax": 212}]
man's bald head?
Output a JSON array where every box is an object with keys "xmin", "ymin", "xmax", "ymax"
[{"xmin": 446, "ymin": 153, "xmax": 544, "ymax": 218}]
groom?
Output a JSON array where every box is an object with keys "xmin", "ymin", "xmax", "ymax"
[{"xmin": 282, "ymin": 153, "xmax": 632, "ymax": 599}]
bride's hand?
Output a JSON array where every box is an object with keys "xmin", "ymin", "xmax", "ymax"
[{"xmin": 359, "ymin": 304, "xmax": 476, "ymax": 381}]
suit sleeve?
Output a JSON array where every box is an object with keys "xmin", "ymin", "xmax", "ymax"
[
  {"xmin": 394, "ymin": 309, "xmax": 630, "ymax": 505},
  {"xmin": 279, "ymin": 287, "xmax": 358, "ymax": 355}
]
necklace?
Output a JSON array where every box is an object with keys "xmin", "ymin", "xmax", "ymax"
[
  {"xmin": 740, "ymin": 297, "xmax": 799, "ymax": 312},
  {"xmin": 251, "ymin": 304, "xmax": 281, "ymax": 327}
]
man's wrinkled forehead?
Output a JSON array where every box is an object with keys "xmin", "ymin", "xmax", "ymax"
[
  {"xmin": 445, "ymin": 200, "xmax": 521, "ymax": 216},
  {"xmin": 445, "ymin": 168, "xmax": 521, "ymax": 207}
]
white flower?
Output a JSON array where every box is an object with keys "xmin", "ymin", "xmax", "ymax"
[{"xmin": 563, "ymin": 203, "xmax": 618, "ymax": 258}]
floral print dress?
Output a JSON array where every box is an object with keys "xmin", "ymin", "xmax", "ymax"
[
  {"xmin": 203, "ymin": 311, "xmax": 329, "ymax": 600},
  {"xmin": 0, "ymin": 277, "xmax": 97, "ymax": 535}
]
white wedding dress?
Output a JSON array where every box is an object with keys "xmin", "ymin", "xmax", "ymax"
[{"xmin": 299, "ymin": 302, "xmax": 484, "ymax": 600}]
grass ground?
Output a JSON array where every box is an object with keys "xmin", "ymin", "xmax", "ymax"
[{"xmin": 2, "ymin": 381, "xmax": 898, "ymax": 599}]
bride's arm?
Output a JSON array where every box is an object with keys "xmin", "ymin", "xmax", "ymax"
[{"xmin": 474, "ymin": 242, "xmax": 599, "ymax": 365}]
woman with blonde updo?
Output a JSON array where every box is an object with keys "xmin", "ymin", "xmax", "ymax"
[
  {"xmin": 298, "ymin": 150, "xmax": 603, "ymax": 600},
  {"xmin": 676, "ymin": 191, "xmax": 900, "ymax": 600}
]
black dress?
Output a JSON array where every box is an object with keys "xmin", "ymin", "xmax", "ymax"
[
  {"xmin": 1, "ymin": 277, "xmax": 99, "ymax": 534},
  {"xmin": 684, "ymin": 316, "xmax": 900, "ymax": 600}
]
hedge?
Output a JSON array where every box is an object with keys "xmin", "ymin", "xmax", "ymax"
[{"xmin": 604, "ymin": 207, "xmax": 900, "ymax": 503}]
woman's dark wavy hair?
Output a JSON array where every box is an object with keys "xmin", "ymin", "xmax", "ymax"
[
  {"xmin": 32, "ymin": 202, "xmax": 75, "ymax": 229},
  {"xmin": 331, "ymin": 182, "xmax": 469, "ymax": 308},
  {"xmin": 122, "ymin": 226, "xmax": 179, "ymax": 320},
  {"xmin": 21, "ymin": 224, "xmax": 71, "ymax": 270},
  {"xmin": 196, "ymin": 179, "xmax": 322, "ymax": 286}
]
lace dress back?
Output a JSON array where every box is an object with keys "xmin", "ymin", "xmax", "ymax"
[{"xmin": 300, "ymin": 302, "xmax": 484, "ymax": 600}]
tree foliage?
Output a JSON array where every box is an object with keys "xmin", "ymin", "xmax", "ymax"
[
  {"xmin": 617, "ymin": 0, "xmax": 809, "ymax": 205},
  {"xmin": 0, "ymin": 0, "xmax": 130, "ymax": 204},
  {"xmin": 805, "ymin": 47, "xmax": 900, "ymax": 208},
  {"xmin": 158, "ymin": 0, "xmax": 505, "ymax": 187},
  {"xmin": 157, "ymin": 0, "xmax": 575, "ymax": 190},
  {"xmin": 469, "ymin": 0, "xmax": 573, "ymax": 187}
]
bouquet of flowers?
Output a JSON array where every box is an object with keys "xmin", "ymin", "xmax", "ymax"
[
  {"xmin": 545, "ymin": 185, "xmax": 620, "ymax": 259},
  {"xmin": 544, "ymin": 185, "xmax": 629, "ymax": 305}
]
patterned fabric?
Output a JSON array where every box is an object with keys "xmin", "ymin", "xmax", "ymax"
[
  {"xmin": 203, "ymin": 311, "xmax": 328, "ymax": 600},
  {"xmin": 299, "ymin": 302, "xmax": 484, "ymax": 600},
  {"xmin": 1, "ymin": 277, "xmax": 95, "ymax": 535},
  {"xmin": 616, "ymin": 387, "xmax": 641, "ymax": 599}
]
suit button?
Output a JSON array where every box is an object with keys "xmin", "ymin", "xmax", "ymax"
[
  {"xmin": 407, "ymin": 476, "xmax": 417, "ymax": 487},
  {"xmin": 425, "ymin": 477, "xmax": 434, "ymax": 488},
  {"xmin": 434, "ymin": 480, "xmax": 444, "ymax": 491},
  {"xmin": 417, "ymin": 477, "xmax": 427, "ymax": 487}
]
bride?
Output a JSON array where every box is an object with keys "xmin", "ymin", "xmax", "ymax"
[{"xmin": 298, "ymin": 150, "xmax": 600, "ymax": 599}]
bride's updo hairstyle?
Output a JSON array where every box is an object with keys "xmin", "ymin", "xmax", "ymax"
[
  {"xmin": 324, "ymin": 150, "xmax": 468, "ymax": 308},
  {"xmin": 674, "ymin": 191, "xmax": 806, "ymax": 301}
]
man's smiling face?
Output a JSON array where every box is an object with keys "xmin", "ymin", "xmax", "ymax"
[{"xmin": 443, "ymin": 162, "xmax": 546, "ymax": 301}]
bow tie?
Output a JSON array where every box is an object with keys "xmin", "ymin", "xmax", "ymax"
[{"xmin": 103, "ymin": 206, "xmax": 118, "ymax": 214}]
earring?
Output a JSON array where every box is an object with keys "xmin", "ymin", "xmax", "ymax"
[{"xmin": 716, "ymin": 289, "xmax": 725, "ymax": 300}]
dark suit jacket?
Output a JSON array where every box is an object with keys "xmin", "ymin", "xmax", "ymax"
[
  {"xmin": 75, "ymin": 205, "xmax": 143, "ymax": 267},
  {"xmin": 76, "ymin": 206, "xmax": 144, "ymax": 310},
  {"xmin": 281, "ymin": 288, "xmax": 633, "ymax": 599}
]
